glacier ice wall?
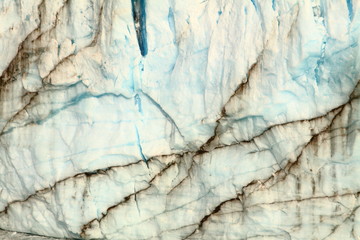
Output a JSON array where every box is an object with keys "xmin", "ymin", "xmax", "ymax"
[{"xmin": 0, "ymin": 0, "xmax": 359, "ymax": 239}]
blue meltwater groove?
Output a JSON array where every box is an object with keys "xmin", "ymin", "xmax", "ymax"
[
  {"xmin": 346, "ymin": 0, "xmax": 353, "ymax": 21},
  {"xmin": 134, "ymin": 126, "xmax": 147, "ymax": 163},
  {"xmin": 272, "ymin": 0, "xmax": 276, "ymax": 11},
  {"xmin": 250, "ymin": 0, "xmax": 258, "ymax": 11},
  {"xmin": 132, "ymin": 0, "xmax": 148, "ymax": 56}
]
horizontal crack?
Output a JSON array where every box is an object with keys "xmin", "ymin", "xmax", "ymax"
[
  {"xmin": 178, "ymin": 81, "xmax": 360, "ymax": 239},
  {"xmin": 0, "ymin": 2, "xmax": 104, "ymax": 136},
  {"xmin": 0, "ymin": 227, "xmax": 73, "ymax": 240},
  {"xmin": 182, "ymin": 197, "xmax": 240, "ymax": 239},
  {"xmin": 80, "ymin": 160, "xmax": 179, "ymax": 238},
  {"xmin": 71, "ymin": 78, "xmax": 360, "ymax": 238},
  {"xmin": 243, "ymin": 83, "xmax": 359, "ymax": 197},
  {"xmin": 3, "ymin": 79, "xmax": 358, "ymax": 238},
  {"xmin": 214, "ymin": 79, "xmax": 360, "ymax": 150},
  {"xmin": 247, "ymin": 191, "xmax": 360, "ymax": 209},
  {"xmin": 0, "ymin": 159, "xmax": 145, "ymax": 215},
  {"xmin": 183, "ymin": 191, "xmax": 360, "ymax": 240},
  {"xmin": 1, "ymin": 15, "xmax": 359, "ymax": 237},
  {"xmin": 0, "ymin": 41, "xmax": 265, "ymax": 221}
]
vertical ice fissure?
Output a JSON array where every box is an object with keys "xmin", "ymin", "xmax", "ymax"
[
  {"xmin": 346, "ymin": 0, "xmax": 353, "ymax": 21},
  {"xmin": 131, "ymin": 0, "xmax": 148, "ymax": 56},
  {"xmin": 135, "ymin": 125, "xmax": 147, "ymax": 163}
]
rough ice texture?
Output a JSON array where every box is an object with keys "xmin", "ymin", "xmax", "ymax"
[{"xmin": 0, "ymin": 0, "xmax": 359, "ymax": 239}]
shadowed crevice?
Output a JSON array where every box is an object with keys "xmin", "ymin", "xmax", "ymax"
[
  {"xmin": 1, "ymin": 26, "xmax": 359, "ymax": 237},
  {"xmin": 184, "ymin": 192, "xmax": 360, "ymax": 239},
  {"xmin": 346, "ymin": 0, "xmax": 353, "ymax": 21},
  {"xmin": 140, "ymin": 90, "xmax": 185, "ymax": 140},
  {"xmin": 0, "ymin": 2, "xmax": 104, "ymax": 136},
  {"xmin": 132, "ymin": 0, "xmax": 148, "ymax": 56},
  {"xmin": 3, "ymin": 80, "xmax": 358, "ymax": 234},
  {"xmin": 182, "ymin": 197, "xmax": 240, "ymax": 239},
  {"xmin": 79, "ymin": 160, "xmax": 178, "ymax": 238}
]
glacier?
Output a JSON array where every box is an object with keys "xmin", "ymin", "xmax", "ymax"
[{"xmin": 0, "ymin": 0, "xmax": 359, "ymax": 239}]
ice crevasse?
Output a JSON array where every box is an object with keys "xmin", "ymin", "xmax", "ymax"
[{"xmin": 0, "ymin": 0, "xmax": 360, "ymax": 239}]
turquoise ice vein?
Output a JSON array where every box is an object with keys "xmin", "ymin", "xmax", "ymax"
[{"xmin": 131, "ymin": 0, "xmax": 148, "ymax": 56}]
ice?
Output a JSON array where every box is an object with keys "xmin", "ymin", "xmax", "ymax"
[{"xmin": 0, "ymin": 0, "xmax": 359, "ymax": 239}]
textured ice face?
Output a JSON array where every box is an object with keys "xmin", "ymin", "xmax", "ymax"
[{"xmin": 0, "ymin": 0, "xmax": 359, "ymax": 239}]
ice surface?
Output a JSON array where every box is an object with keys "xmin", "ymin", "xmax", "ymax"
[{"xmin": 0, "ymin": 0, "xmax": 359, "ymax": 239}]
